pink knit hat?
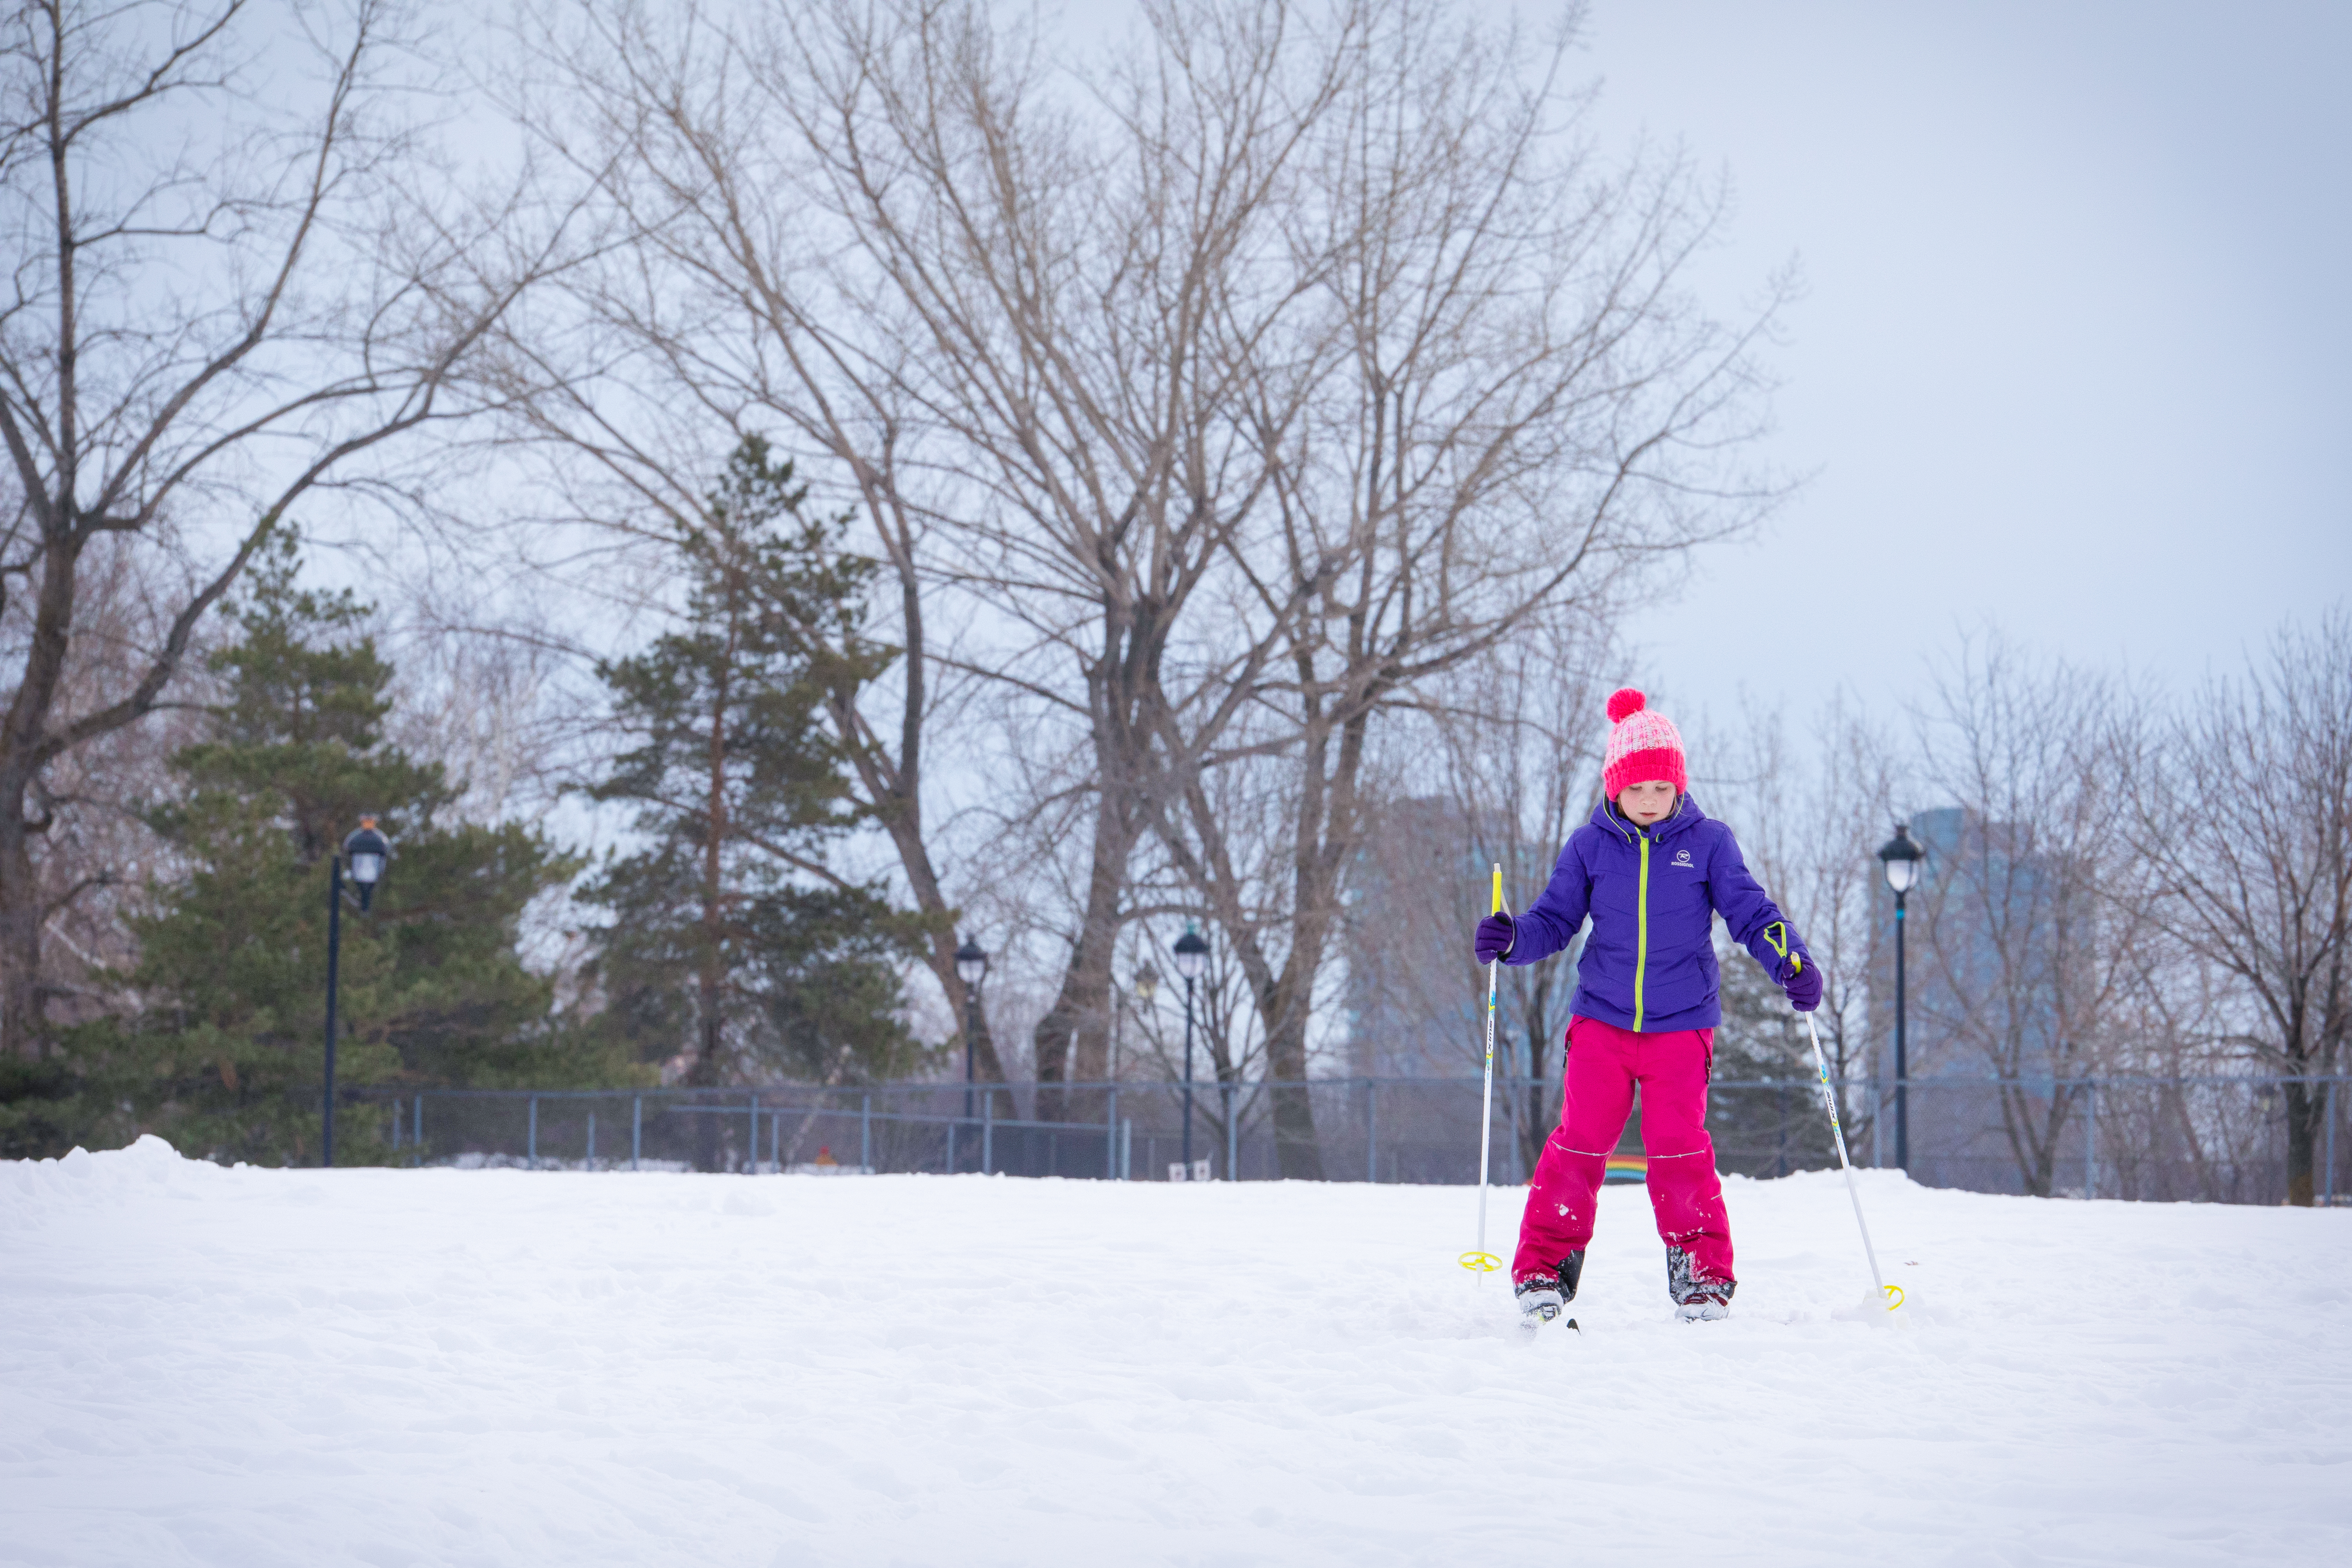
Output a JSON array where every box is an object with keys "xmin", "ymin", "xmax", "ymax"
[{"xmin": 1602, "ymin": 688, "xmax": 1687, "ymax": 798}]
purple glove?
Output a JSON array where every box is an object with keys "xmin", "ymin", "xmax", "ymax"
[
  {"xmin": 1474, "ymin": 913, "xmax": 1515, "ymax": 965},
  {"xmin": 1784, "ymin": 957, "xmax": 1823, "ymax": 1012}
]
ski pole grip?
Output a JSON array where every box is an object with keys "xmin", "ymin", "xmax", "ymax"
[{"xmin": 1491, "ymin": 862, "xmax": 1503, "ymax": 916}]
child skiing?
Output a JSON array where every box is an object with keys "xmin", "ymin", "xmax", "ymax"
[{"xmin": 1474, "ymin": 688, "xmax": 1822, "ymax": 1324}]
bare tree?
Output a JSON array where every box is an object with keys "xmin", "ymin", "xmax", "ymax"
[
  {"xmin": 2112, "ymin": 613, "xmax": 2352, "ymax": 1205},
  {"xmin": 777, "ymin": 0, "xmax": 1387, "ymax": 1119},
  {"xmin": 1908, "ymin": 638, "xmax": 2168, "ymax": 1196},
  {"xmin": 386, "ymin": 597, "xmax": 580, "ymax": 829},
  {"xmin": 1699, "ymin": 692, "xmax": 1897, "ymax": 1151},
  {"xmin": 522, "ymin": 0, "xmax": 1385, "ymax": 1116},
  {"xmin": 509, "ymin": 0, "xmax": 1285, "ymax": 1096},
  {"xmin": 9, "ymin": 536, "xmax": 209, "ymax": 1036},
  {"xmin": 1143, "ymin": 0, "xmax": 1781, "ymax": 1174},
  {"xmin": 0, "ymin": 0, "xmax": 560, "ymax": 1054},
  {"xmin": 1344, "ymin": 607, "xmax": 1613, "ymax": 1176},
  {"xmin": 515, "ymin": 0, "xmax": 1775, "ymax": 1151}
]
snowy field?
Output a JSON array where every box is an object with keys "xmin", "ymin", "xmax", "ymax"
[{"xmin": 5, "ymin": 1138, "xmax": 2349, "ymax": 1566}]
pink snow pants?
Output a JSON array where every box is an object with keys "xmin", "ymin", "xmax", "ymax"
[{"xmin": 1512, "ymin": 1014, "xmax": 1737, "ymax": 1300}]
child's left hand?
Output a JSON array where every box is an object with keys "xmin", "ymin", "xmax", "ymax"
[{"xmin": 1784, "ymin": 960, "xmax": 1823, "ymax": 1012}]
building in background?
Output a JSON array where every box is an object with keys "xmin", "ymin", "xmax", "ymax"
[{"xmin": 1881, "ymin": 805, "xmax": 2091, "ymax": 1196}]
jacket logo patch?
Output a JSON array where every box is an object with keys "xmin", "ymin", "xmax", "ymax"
[{"xmin": 1671, "ymin": 849, "xmax": 1693, "ymax": 867}]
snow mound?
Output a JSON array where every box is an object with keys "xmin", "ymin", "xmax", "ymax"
[
  {"xmin": 4, "ymin": 1160, "xmax": 2347, "ymax": 1564},
  {"xmin": 0, "ymin": 1133, "xmax": 220, "ymax": 1215}
]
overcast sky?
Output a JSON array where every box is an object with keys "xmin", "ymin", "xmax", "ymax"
[{"xmin": 1524, "ymin": 0, "xmax": 2352, "ymax": 733}]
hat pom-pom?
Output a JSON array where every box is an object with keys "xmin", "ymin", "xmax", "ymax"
[{"xmin": 1606, "ymin": 687, "xmax": 1647, "ymax": 724}]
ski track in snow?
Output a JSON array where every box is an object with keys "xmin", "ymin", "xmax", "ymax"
[{"xmin": 3, "ymin": 1136, "xmax": 2348, "ymax": 1566}]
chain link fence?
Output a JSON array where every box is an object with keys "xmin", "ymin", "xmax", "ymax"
[{"xmin": 347, "ymin": 1073, "xmax": 2351, "ymax": 1205}]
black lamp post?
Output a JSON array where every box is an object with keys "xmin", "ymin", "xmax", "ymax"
[
  {"xmin": 323, "ymin": 817, "xmax": 390, "ymax": 1169},
  {"xmin": 1172, "ymin": 922, "xmax": 1209, "ymax": 1174},
  {"xmin": 1877, "ymin": 822, "xmax": 1924, "ymax": 1173},
  {"xmin": 955, "ymin": 935, "xmax": 987, "ymax": 1122}
]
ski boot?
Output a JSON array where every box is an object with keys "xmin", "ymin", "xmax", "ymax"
[
  {"xmin": 1516, "ymin": 1250, "xmax": 1584, "ymax": 1334},
  {"xmin": 1666, "ymin": 1247, "xmax": 1733, "ymax": 1321}
]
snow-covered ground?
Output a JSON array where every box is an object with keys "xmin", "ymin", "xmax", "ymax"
[{"xmin": 5, "ymin": 1138, "xmax": 2348, "ymax": 1566}]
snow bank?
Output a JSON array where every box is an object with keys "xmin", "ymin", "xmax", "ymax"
[{"xmin": 4, "ymin": 1139, "xmax": 2347, "ymax": 1565}]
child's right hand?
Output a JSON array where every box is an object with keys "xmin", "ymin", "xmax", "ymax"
[{"xmin": 1474, "ymin": 913, "xmax": 1515, "ymax": 964}]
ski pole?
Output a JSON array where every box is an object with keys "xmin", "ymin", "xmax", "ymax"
[
  {"xmin": 1802, "ymin": 1005, "xmax": 1902, "ymax": 1310},
  {"xmin": 1460, "ymin": 863, "xmax": 1506, "ymax": 1278}
]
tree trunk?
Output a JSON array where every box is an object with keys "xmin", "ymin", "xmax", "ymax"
[
  {"xmin": 1240, "ymin": 688, "xmax": 1348, "ymax": 1181},
  {"xmin": 1250, "ymin": 683, "xmax": 1385, "ymax": 1179},
  {"xmin": 1260, "ymin": 984, "xmax": 1325, "ymax": 1180},
  {"xmin": 1031, "ymin": 796, "xmax": 1134, "ymax": 1124},
  {"xmin": 2287, "ymin": 1079, "xmax": 2318, "ymax": 1207},
  {"xmin": 822, "ymin": 496, "xmax": 1015, "ymax": 1111},
  {"xmin": 695, "ymin": 658, "xmax": 731, "ymax": 1089},
  {"xmin": 0, "ymin": 530, "xmax": 85, "ymax": 1060},
  {"xmin": 0, "ymin": 809, "xmax": 44, "ymax": 1059}
]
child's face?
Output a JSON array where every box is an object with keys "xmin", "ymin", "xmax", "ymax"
[{"xmin": 1616, "ymin": 778, "xmax": 1678, "ymax": 826}]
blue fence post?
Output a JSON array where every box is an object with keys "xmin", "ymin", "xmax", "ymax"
[
  {"xmin": 1105, "ymin": 1086, "xmax": 1117, "ymax": 1179},
  {"xmin": 631, "ymin": 1094, "xmax": 642, "ymax": 1172},
  {"xmin": 982, "ymin": 1091, "xmax": 993, "ymax": 1174},
  {"xmin": 413, "ymin": 1094, "xmax": 424, "ymax": 1166},
  {"xmin": 527, "ymin": 1095, "xmax": 537, "ymax": 1170},
  {"xmin": 1367, "ymin": 1079, "xmax": 1378, "ymax": 1184},
  {"xmin": 747, "ymin": 1093, "xmax": 759, "ymax": 1176},
  {"xmin": 587, "ymin": 1110, "xmax": 597, "ymax": 1170},
  {"xmin": 947, "ymin": 1118, "xmax": 958, "ymax": 1175},
  {"xmin": 861, "ymin": 1093, "xmax": 872, "ymax": 1172}
]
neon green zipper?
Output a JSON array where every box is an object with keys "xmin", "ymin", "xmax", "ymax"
[{"xmin": 1634, "ymin": 834, "xmax": 1651, "ymax": 1030}]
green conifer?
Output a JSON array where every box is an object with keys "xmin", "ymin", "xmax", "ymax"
[
  {"xmin": 67, "ymin": 531, "xmax": 606, "ymax": 1164},
  {"xmin": 1707, "ymin": 935, "xmax": 1837, "ymax": 1177},
  {"xmin": 581, "ymin": 437, "xmax": 932, "ymax": 1088}
]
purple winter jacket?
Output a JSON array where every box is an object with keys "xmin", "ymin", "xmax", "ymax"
[{"xmin": 1505, "ymin": 794, "xmax": 1810, "ymax": 1033}]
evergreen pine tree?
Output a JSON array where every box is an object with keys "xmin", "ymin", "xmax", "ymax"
[
  {"xmin": 582, "ymin": 436, "xmax": 931, "ymax": 1087},
  {"xmin": 1707, "ymin": 933, "xmax": 1837, "ymax": 1177},
  {"xmin": 67, "ymin": 532, "xmax": 606, "ymax": 1163}
]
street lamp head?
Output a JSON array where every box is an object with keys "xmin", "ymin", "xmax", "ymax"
[
  {"xmin": 343, "ymin": 818, "xmax": 390, "ymax": 909},
  {"xmin": 1133, "ymin": 962, "xmax": 1160, "ymax": 1004},
  {"xmin": 1172, "ymin": 920, "xmax": 1209, "ymax": 982},
  {"xmin": 1877, "ymin": 822, "xmax": 1924, "ymax": 896},
  {"xmin": 955, "ymin": 934, "xmax": 988, "ymax": 989}
]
